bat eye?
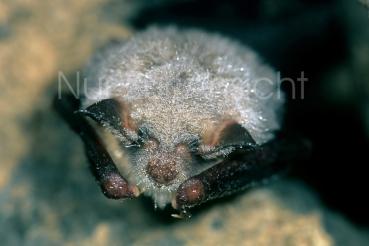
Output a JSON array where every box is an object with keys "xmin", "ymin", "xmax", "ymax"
[
  {"xmin": 135, "ymin": 126, "xmax": 159, "ymax": 149},
  {"xmin": 188, "ymin": 138, "xmax": 200, "ymax": 152}
]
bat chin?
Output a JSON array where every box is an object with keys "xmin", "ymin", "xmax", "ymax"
[
  {"xmin": 151, "ymin": 189, "xmax": 177, "ymax": 209},
  {"xmin": 141, "ymin": 181, "xmax": 179, "ymax": 209}
]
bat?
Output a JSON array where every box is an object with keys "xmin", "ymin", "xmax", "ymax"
[{"xmin": 54, "ymin": 27, "xmax": 307, "ymax": 218}]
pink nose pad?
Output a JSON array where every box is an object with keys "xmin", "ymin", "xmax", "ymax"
[{"xmin": 146, "ymin": 159, "xmax": 178, "ymax": 185}]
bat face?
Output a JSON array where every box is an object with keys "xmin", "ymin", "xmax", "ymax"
[
  {"xmin": 63, "ymin": 26, "xmax": 285, "ymax": 211},
  {"xmin": 81, "ymin": 97, "xmax": 257, "ymax": 208}
]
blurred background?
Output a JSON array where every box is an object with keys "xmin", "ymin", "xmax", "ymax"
[{"xmin": 1, "ymin": 0, "xmax": 369, "ymax": 245}]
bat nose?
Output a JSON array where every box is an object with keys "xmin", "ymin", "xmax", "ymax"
[{"xmin": 146, "ymin": 158, "xmax": 178, "ymax": 185}]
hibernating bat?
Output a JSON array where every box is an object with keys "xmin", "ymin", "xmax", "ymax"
[{"xmin": 54, "ymin": 27, "xmax": 307, "ymax": 218}]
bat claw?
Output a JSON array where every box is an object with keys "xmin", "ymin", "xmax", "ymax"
[{"xmin": 171, "ymin": 209, "xmax": 191, "ymax": 219}]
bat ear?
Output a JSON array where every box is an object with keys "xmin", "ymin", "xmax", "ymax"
[
  {"xmin": 217, "ymin": 121, "xmax": 256, "ymax": 149},
  {"xmin": 77, "ymin": 98, "xmax": 136, "ymax": 134},
  {"xmin": 201, "ymin": 120, "xmax": 256, "ymax": 157}
]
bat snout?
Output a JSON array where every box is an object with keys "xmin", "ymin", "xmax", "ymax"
[{"xmin": 146, "ymin": 158, "xmax": 179, "ymax": 185}]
